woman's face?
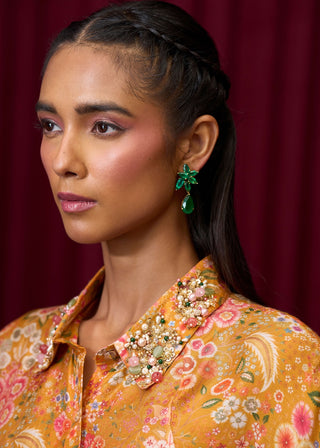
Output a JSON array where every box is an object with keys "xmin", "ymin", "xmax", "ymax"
[{"xmin": 37, "ymin": 45, "xmax": 181, "ymax": 244}]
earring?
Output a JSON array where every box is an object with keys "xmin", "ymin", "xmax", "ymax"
[{"xmin": 175, "ymin": 164, "xmax": 199, "ymax": 214}]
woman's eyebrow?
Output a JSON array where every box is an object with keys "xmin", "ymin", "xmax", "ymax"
[
  {"xmin": 75, "ymin": 102, "xmax": 134, "ymax": 117},
  {"xmin": 35, "ymin": 101, "xmax": 134, "ymax": 118},
  {"xmin": 35, "ymin": 101, "xmax": 56, "ymax": 113}
]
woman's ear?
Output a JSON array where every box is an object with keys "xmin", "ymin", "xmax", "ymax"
[{"xmin": 176, "ymin": 115, "xmax": 219, "ymax": 171}]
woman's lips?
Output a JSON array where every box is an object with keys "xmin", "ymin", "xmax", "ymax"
[{"xmin": 57, "ymin": 192, "xmax": 97, "ymax": 213}]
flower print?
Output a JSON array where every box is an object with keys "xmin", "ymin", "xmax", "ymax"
[
  {"xmin": 142, "ymin": 425, "xmax": 150, "ymax": 433},
  {"xmin": 252, "ymin": 423, "xmax": 265, "ymax": 440},
  {"xmin": 29, "ymin": 329, "xmax": 42, "ymax": 342},
  {"xmin": 160, "ymin": 407, "xmax": 169, "ymax": 416},
  {"xmin": 235, "ymin": 436, "xmax": 249, "ymax": 447},
  {"xmin": 292, "ymin": 401, "xmax": 314, "ymax": 438},
  {"xmin": 10, "ymin": 327, "xmax": 22, "ymax": 342},
  {"xmin": 160, "ymin": 417, "xmax": 169, "ymax": 426},
  {"xmin": 54, "ymin": 412, "xmax": 72, "ymax": 439},
  {"xmin": 274, "ymin": 390, "xmax": 284, "ymax": 403},
  {"xmin": 230, "ymin": 412, "xmax": 247, "ymax": 429},
  {"xmin": 199, "ymin": 342, "xmax": 217, "ymax": 358},
  {"xmin": 212, "ymin": 302, "xmax": 241, "ymax": 328},
  {"xmin": 179, "ymin": 374, "xmax": 197, "ymax": 390},
  {"xmin": 291, "ymin": 324, "xmax": 303, "ymax": 333},
  {"xmin": 92, "ymin": 435, "xmax": 105, "ymax": 448},
  {"xmin": 275, "ymin": 404, "xmax": 282, "ymax": 413},
  {"xmin": 274, "ymin": 423, "xmax": 297, "ymax": 448},
  {"xmin": 211, "ymin": 378, "xmax": 234, "ymax": 395},
  {"xmin": 242, "ymin": 397, "xmax": 261, "ymax": 414},
  {"xmin": 22, "ymin": 322, "xmax": 38, "ymax": 338},
  {"xmin": 211, "ymin": 407, "xmax": 230, "ymax": 424},
  {"xmin": 190, "ymin": 339, "xmax": 203, "ymax": 351},
  {"xmin": 260, "ymin": 400, "xmax": 271, "ymax": 413},
  {"xmin": 0, "ymin": 352, "xmax": 11, "ymax": 369},
  {"xmin": 195, "ymin": 314, "xmax": 215, "ymax": 336},
  {"xmin": 255, "ymin": 444, "xmax": 265, "ymax": 448},
  {"xmin": 150, "ymin": 417, "xmax": 158, "ymax": 425},
  {"xmin": 226, "ymin": 297, "xmax": 249, "ymax": 309},
  {"xmin": 143, "ymin": 437, "xmax": 158, "ymax": 447},
  {"xmin": 170, "ymin": 362, "xmax": 184, "ymax": 380},
  {"xmin": 223, "ymin": 396, "xmax": 240, "ymax": 412},
  {"xmin": 198, "ymin": 359, "xmax": 218, "ymax": 379},
  {"xmin": 21, "ymin": 355, "xmax": 36, "ymax": 371},
  {"xmin": 0, "ymin": 368, "xmax": 28, "ymax": 428},
  {"xmin": 181, "ymin": 355, "xmax": 196, "ymax": 373}
]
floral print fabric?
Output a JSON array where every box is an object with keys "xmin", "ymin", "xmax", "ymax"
[{"xmin": 0, "ymin": 257, "xmax": 319, "ymax": 447}]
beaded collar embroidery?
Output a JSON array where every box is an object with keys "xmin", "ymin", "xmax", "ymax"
[
  {"xmin": 35, "ymin": 259, "xmax": 227, "ymax": 389},
  {"xmin": 119, "ymin": 269, "xmax": 222, "ymax": 389}
]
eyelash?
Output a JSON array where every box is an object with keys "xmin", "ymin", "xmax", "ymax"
[{"xmin": 36, "ymin": 119, "xmax": 123, "ymax": 138}]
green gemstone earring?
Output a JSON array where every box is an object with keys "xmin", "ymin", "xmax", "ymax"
[{"xmin": 175, "ymin": 164, "xmax": 199, "ymax": 214}]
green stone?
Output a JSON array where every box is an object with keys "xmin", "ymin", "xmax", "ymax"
[
  {"xmin": 130, "ymin": 337, "xmax": 135, "ymax": 342},
  {"xmin": 160, "ymin": 318, "xmax": 165, "ymax": 324},
  {"xmin": 164, "ymin": 336, "xmax": 169, "ymax": 341},
  {"xmin": 178, "ymin": 281, "xmax": 183, "ymax": 287},
  {"xmin": 158, "ymin": 359, "xmax": 163, "ymax": 364},
  {"xmin": 185, "ymin": 302, "xmax": 191, "ymax": 307},
  {"xmin": 181, "ymin": 194, "xmax": 194, "ymax": 214},
  {"xmin": 153, "ymin": 345, "xmax": 164, "ymax": 358},
  {"xmin": 128, "ymin": 365, "xmax": 142, "ymax": 375}
]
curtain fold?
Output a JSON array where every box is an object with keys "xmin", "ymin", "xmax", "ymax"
[{"xmin": 1, "ymin": 0, "xmax": 319, "ymax": 333}]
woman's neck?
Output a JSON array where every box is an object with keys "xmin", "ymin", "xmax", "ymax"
[{"xmin": 94, "ymin": 214, "xmax": 199, "ymax": 333}]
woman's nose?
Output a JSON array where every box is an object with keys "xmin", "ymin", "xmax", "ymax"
[{"xmin": 52, "ymin": 133, "xmax": 87, "ymax": 179}]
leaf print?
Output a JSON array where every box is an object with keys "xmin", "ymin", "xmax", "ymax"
[
  {"xmin": 244, "ymin": 332, "xmax": 278, "ymax": 392},
  {"xmin": 240, "ymin": 371, "xmax": 254, "ymax": 383},
  {"xmin": 13, "ymin": 428, "xmax": 46, "ymax": 448},
  {"xmin": 308, "ymin": 391, "xmax": 320, "ymax": 407},
  {"xmin": 263, "ymin": 415, "xmax": 269, "ymax": 424},
  {"xmin": 201, "ymin": 385, "xmax": 207, "ymax": 395},
  {"xmin": 201, "ymin": 398, "xmax": 222, "ymax": 408},
  {"xmin": 236, "ymin": 357, "xmax": 246, "ymax": 374}
]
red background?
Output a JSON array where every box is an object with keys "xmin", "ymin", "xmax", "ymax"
[{"xmin": 1, "ymin": 0, "xmax": 319, "ymax": 333}]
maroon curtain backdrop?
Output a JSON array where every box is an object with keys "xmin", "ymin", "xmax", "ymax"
[{"xmin": 1, "ymin": 0, "xmax": 319, "ymax": 333}]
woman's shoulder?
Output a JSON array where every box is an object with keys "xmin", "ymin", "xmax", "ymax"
[{"xmin": 211, "ymin": 293, "xmax": 320, "ymax": 345}]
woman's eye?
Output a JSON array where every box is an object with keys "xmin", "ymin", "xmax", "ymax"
[
  {"xmin": 93, "ymin": 121, "xmax": 121, "ymax": 135},
  {"xmin": 39, "ymin": 119, "xmax": 61, "ymax": 135}
]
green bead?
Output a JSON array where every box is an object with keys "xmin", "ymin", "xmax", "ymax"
[
  {"xmin": 147, "ymin": 364, "xmax": 152, "ymax": 370},
  {"xmin": 158, "ymin": 359, "xmax": 163, "ymax": 364},
  {"xmin": 164, "ymin": 336, "xmax": 169, "ymax": 341},
  {"xmin": 181, "ymin": 194, "xmax": 194, "ymax": 214},
  {"xmin": 153, "ymin": 345, "xmax": 164, "ymax": 358},
  {"xmin": 160, "ymin": 318, "xmax": 165, "ymax": 324},
  {"xmin": 185, "ymin": 302, "xmax": 191, "ymax": 307},
  {"xmin": 130, "ymin": 337, "xmax": 135, "ymax": 342},
  {"xmin": 178, "ymin": 281, "xmax": 183, "ymax": 287},
  {"xmin": 128, "ymin": 365, "xmax": 142, "ymax": 375}
]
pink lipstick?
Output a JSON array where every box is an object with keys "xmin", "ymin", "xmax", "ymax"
[{"xmin": 57, "ymin": 192, "xmax": 97, "ymax": 213}]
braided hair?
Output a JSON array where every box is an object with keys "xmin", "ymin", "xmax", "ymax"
[{"xmin": 43, "ymin": 0, "xmax": 260, "ymax": 303}]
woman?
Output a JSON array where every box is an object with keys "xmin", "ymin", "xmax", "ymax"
[{"xmin": 0, "ymin": 1, "xmax": 319, "ymax": 446}]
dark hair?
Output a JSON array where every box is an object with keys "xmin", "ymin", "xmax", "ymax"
[{"xmin": 44, "ymin": 0, "xmax": 260, "ymax": 302}]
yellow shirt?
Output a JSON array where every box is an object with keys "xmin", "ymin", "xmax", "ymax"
[{"xmin": 0, "ymin": 257, "xmax": 319, "ymax": 447}]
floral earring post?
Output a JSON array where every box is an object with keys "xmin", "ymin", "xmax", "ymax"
[{"xmin": 175, "ymin": 164, "xmax": 199, "ymax": 214}]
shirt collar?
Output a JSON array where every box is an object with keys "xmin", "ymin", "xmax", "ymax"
[{"xmin": 36, "ymin": 257, "xmax": 229, "ymax": 389}]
